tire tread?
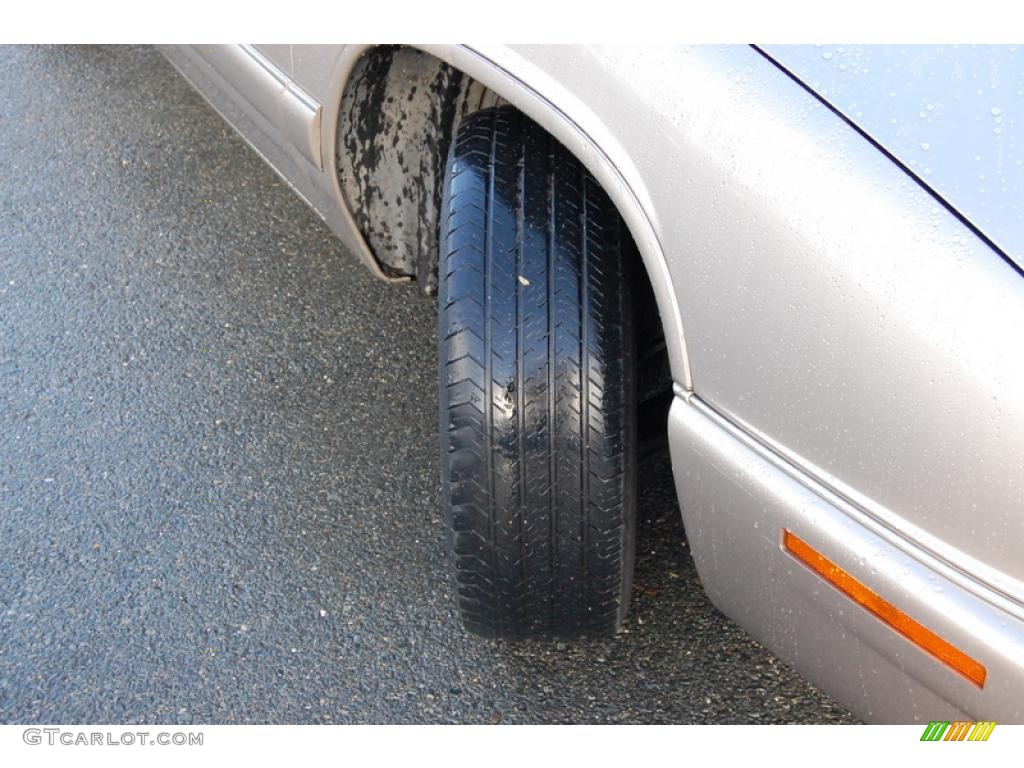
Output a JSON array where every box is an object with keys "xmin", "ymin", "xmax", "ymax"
[{"xmin": 439, "ymin": 106, "xmax": 635, "ymax": 638}]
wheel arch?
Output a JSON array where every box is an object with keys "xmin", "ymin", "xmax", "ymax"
[{"xmin": 326, "ymin": 44, "xmax": 692, "ymax": 390}]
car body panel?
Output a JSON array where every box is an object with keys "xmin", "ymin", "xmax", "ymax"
[
  {"xmin": 159, "ymin": 43, "xmax": 1024, "ymax": 721},
  {"xmin": 203, "ymin": 44, "xmax": 322, "ymax": 169},
  {"xmin": 763, "ymin": 44, "xmax": 1023, "ymax": 265},
  {"xmin": 669, "ymin": 394, "xmax": 1024, "ymax": 722},
  {"xmin": 253, "ymin": 44, "xmax": 292, "ymax": 74}
]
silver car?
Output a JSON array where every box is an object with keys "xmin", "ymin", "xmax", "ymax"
[{"xmin": 160, "ymin": 44, "xmax": 1024, "ymax": 724}]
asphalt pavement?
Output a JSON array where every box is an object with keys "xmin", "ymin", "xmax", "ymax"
[{"xmin": 0, "ymin": 45, "xmax": 856, "ymax": 724}]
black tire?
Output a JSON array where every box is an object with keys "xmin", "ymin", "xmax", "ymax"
[{"xmin": 438, "ymin": 106, "xmax": 636, "ymax": 638}]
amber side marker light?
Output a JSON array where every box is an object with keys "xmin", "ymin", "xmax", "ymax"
[{"xmin": 782, "ymin": 529, "xmax": 987, "ymax": 688}]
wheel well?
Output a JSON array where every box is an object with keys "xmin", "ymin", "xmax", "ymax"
[
  {"xmin": 337, "ymin": 46, "xmax": 672, "ymax": 439},
  {"xmin": 336, "ymin": 46, "xmax": 505, "ymax": 291}
]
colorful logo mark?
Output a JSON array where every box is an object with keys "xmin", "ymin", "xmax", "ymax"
[{"xmin": 920, "ymin": 721, "xmax": 996, "ymax": 741}]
